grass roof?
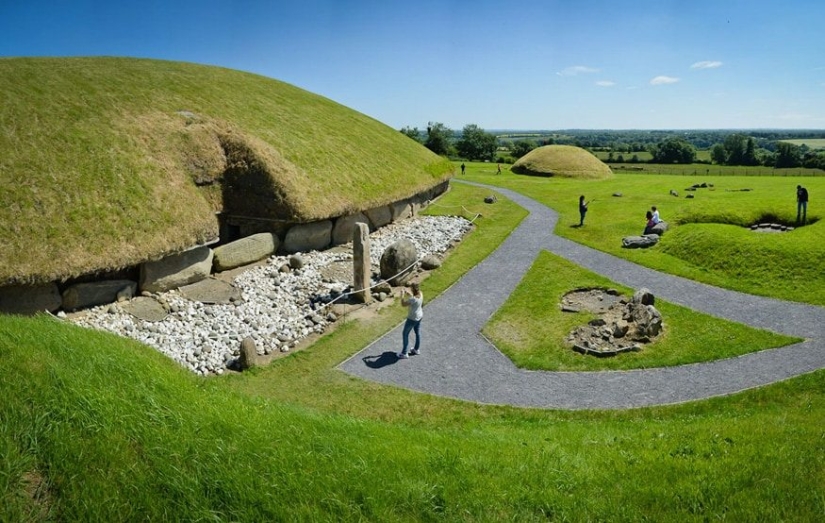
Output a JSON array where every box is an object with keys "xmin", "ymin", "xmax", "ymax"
[
  {"xmin": 511, "ymin": 144, "xmax": 613, "ymax": 179},
  {"xmin": 0, "ymin": 57, "xmax": 453, "ymax": 285}
]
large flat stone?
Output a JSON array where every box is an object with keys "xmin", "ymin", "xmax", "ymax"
[
  {"xmin": 140, "ymin": 246, "xmax": 213, "ymax": 293},
  {"xmin": 62, "ymin": 280, "xmax": 137, "ymax": 311},
  {"xmin": 179, "ymin": 278, "xmax": 242, "ymax": 305},
  {"xmin": 213, "ymin": 233, "xmax": 279, "ymax": 271}
]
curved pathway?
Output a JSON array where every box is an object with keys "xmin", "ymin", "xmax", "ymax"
[{"xmin": 339, "ymin": 183, "xmax": 825, "ymax": 409}]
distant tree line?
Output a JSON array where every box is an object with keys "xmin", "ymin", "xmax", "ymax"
[{"xmin": 400, "ymin": 125, "xmax": 825, "ymax": 169}]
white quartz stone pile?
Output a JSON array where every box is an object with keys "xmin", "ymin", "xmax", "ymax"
[{"xmin": 70, "ymin": 215, "xmax": 472, "ymax": 375}]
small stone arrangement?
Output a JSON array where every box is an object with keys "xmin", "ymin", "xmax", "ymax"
[
  {"xmin": 748, "ymin": 222, "xmax": 795, "ymax": 233},
  {"xmin": 562, "ymin": 287, "xmax": 664, "ymax": 357}
]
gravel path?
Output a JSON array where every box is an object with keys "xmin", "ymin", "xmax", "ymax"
[{"xmin": 338, "ymin": 182, "xmax": 825, "ymax": 410}]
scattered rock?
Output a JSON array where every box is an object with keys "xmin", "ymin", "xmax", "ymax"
[
  {"xmin": 621, "ymin": 235, "xmax": 659, "ymax": 249},
  {"xmin": 420, "ymin": 255, "xmax": 442, "ymax": 270}
]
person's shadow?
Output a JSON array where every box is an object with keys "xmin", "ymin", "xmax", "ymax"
[{"xmin": 362, "ymin": 351, "xmax": 400, "ymax": 369}]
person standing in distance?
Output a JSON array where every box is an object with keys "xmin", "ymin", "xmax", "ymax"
[
  {"xmin": 578, "ymin": 195, "xmax": 588, "ymax": 226},
  {"xmin": 797, "ymin": 185, "xmax": 809, "ymax": 224},
  {"xmin": 460, "ymin": 162, "xmax": 465, "ymax": 175},
  {"xmin": 397, "ymin": 282, "xmax": 424, "ymax": 359}
]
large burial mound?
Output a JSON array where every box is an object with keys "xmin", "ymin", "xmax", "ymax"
[
  {"xmin": 0, "ymin": 57, "xmax": 453, "ymax": 286},
  {"xmin": 511, "ymin": 145, "xmax": 613, "ymax": 179}
]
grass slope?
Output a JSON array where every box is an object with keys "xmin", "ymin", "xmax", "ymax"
[
  {"xmin": 2, "ymin": 183, "xmax": 823, "ymax": 520},
  {"xmin": 0, "ymin": 57, "xmax": 452, "ymax": 284}
]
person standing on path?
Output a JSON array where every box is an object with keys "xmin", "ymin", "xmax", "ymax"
[
  {"xmin": 397, "ymin": 282, "xmax": 424, "ymax": 359},
  {"xmin": 578, "ymin": 195, "xmax": 588, "ymax": 226},
  {"xmin": 797, "ymin": 185, "xmax": 809, "ymax": 224}
]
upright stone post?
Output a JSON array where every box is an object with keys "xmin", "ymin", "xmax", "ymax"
[{"xmin": 352, "ymin": 223, "xmax": 372, "ymax": 304}]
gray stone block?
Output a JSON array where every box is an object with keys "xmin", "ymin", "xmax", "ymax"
[
  {"xmin": 0, "ymin": 283, "xmax": 62, "ymax": 315},
  {"xmin": 140, "ymin": 246, "xmax": 213, "ymax": 293},
  {"xmin": 62, "ymin": 280, "xmax": 137, "ymax": 311},
  {"xmin": 283, "ymin": 221, "xmax": 332, "ymax": 253},
  {"xmin": 213, "ymin": 233, "xmax": 279, "ymax": 272}
]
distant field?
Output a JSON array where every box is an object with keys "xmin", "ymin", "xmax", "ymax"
[
  {"xmin": 594, "ymin": 150, "xmax": 711, "ymax": 163},
  {"xmin": 782, "ymin": 138, "xmax": 825, "ymax": 149},
  {"xmin": 607, "ymin": 163, "xmax": 825, "ymax": 176}
]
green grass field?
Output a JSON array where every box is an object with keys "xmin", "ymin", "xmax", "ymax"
[
  {"xmin": 1, "ymin": 182, "xmax": 824, "ymax": 520},
  {"xmin": 782, "ymin": 138, "xmax": 825, "ymax": 149},
  {"xmin": 459, "ymin": 161, "xmax": 825, "ymax": 306}
]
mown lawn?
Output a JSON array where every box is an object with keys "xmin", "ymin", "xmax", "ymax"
[
  {"xmin": 457, "ymin": 161, "xmax": 825, "ymax": 305},
  {"xmin": 1, "ymin": 182, "xmax": 823, "ymax": 521}
]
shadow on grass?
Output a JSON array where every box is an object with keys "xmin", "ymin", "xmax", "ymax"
[{"xmin": 362, "ymin": 351, "xmax": 400, "ymax": 369}]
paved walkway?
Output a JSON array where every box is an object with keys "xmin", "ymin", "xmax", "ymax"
[{"xmin": 338, "ymin": 183, "xmax": 825, "ymax": 409}]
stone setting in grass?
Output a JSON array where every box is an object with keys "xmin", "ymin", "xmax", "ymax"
[{"xmin": 563, "ymin": 287, "xmax": 663, "ymax": 357}]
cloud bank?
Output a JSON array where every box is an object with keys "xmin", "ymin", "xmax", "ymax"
[{"xmin": 596, "ymin": 80, "xmax": 615, "ymax": 87}]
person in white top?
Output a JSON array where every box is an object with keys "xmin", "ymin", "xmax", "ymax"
[
  {"xmin": 398, "ymin": 282, "xmax": 423, "ymax": 359},
  {"xmin": 651, "ymin": 206, "xmax": 661, "ymax": 224}
]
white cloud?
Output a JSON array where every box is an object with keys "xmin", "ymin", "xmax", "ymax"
[
  {"xmin": 650, "ymin": 76, "xmax": 680, "ymax": 85},
  {"xmin": 557, "ymin": 65, "xmax": 599, "ymax": 77},
  {"xmin": 596, "ymin": 80, "xmax": 615, "ymax": 87},
  {"xmin": 691, "ymin": 60, "xmax": 723, "ymax": 69}
]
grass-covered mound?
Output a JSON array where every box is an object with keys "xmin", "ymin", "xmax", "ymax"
[
  {"xmin": 511, "ymin": 144, "xmax": 613, "ymax": 179},
  {"xmin": 0, "ymin": 57, "xmax": 452, "ymax": 285}
]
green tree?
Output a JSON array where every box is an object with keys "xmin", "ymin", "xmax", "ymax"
[
  {"xmin": 424, "ymin": 122, "xmax": 453, "ymax": 156},
  {"xmin": 400, "ymin": 126, "xmax": 422, "ymax": 142},
  {"xmin": 455, "ymin": 124, "xmax": 497, "ymax": 161},
  {"xmin": 510, "ymin": 139, "xmax": 536, "ymax": 159},
  {"xmin": 723, "ymin": 134, "xmax": 748, "ymax": 165},
  {"xmin": 744, "ymin": 137, "xmax": 758, "ymax": 166},
  {"xmin": 775, "ymin": 142, "xmax": 801, "ymax": 168},
  {"xmin": 650, "ymin": 137, "xmax": 696, "ymax": 164},
  {"xmin": 711, "ymin": 143, "xmax": 727, "ymax": 164}
]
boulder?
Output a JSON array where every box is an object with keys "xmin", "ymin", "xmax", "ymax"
[
  {"xmin": 420, "ymin": 255, "xmax": 442, "ymax": 270},
  {"xmin": 364, "ymin": 205, "xmax": 392, "ymax": 229},
  {"xmin": 283, "ymin": 221, "xmax": 332, "ymax": 253},
  {"xmin": 621, "ymin": 235, "xmax": 659, "ymax": 249},
  {"xmin": 644, "ymin": 221, "xmax": 669, "ymax": 236},
  {"xmin": 380, "ymin": 239, "xmax": 418, "ymax": 286},
  {"xmin": 213, "ymin": 233, "xmax": 279, "ymax": 272},
  {"xmin": 331, "ymin": 213, "xmax": 370, "ymax": 246},
  {"xmin": 0, "ymin": 283, "xmax": 62, "ymax": 315},
  {"xmin": 62, "ymin": 280, "xmax": 138, "ymax": 311},
  {"xmin": 140, "ymin": 246, "xmax": 213, "ymax": 293},
  {"xmin": 631, "ymin": 288, "xmax": 655, "ymax": 306}
]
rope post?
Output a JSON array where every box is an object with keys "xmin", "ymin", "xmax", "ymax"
[{"xmin": 352, "ymin": 222, "xmax": 371, "ymax": 304}]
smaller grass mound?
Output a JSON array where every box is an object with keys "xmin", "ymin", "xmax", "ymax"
[{"xmin": 511, "ymin": 145, "xmax": 613, "ymax": 179}]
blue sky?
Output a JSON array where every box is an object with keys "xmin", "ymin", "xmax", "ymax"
[{"xmin": 2, "ymin": 0, "xmax": 824, "ymax": 130}]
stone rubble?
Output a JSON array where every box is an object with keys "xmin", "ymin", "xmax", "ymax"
[{"xmin": 70, "ymin": 215, "xmax": 472, "ymax": 375}]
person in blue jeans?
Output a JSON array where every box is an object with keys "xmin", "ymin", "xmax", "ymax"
[{"xmin": 397, "ymin": 282, "xmax": 423, "ymax": 359}]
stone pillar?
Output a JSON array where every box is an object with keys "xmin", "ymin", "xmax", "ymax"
[{"xmin": 352, "ymin": 223, "xmax": 372, "ymax": 304}]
